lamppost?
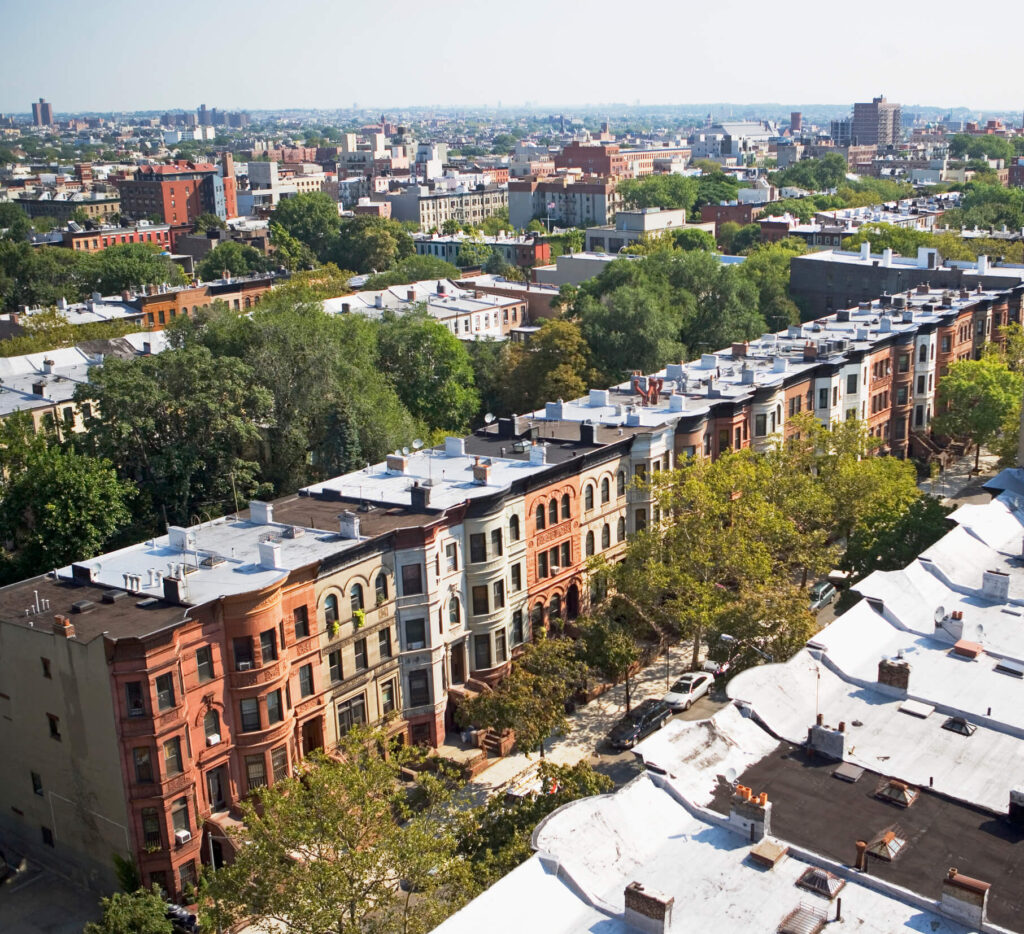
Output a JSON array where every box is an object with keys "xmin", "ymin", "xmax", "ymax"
[{"xmin": 719, "ymin": 632, "xmax": 773, "ymax": 664}]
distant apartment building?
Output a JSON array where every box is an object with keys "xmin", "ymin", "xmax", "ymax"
[
  {"xmin": 554, "ymin": 141, "xmax": 690, "ymax": 178},
  {"xmin": 60, "ymin": 221, "xmax": 171, "ymax": 253},
  {"xmin": 412, "ymin": 232, "xmax": 550, "ymax": 268},
  {"xmin": 688, "ymin": 122, "xmax": 773, "ymax": 163},
  {"xmin": 240, "ymin": 161, "xmax": 329, "ymax": 213},
  {"xmin": 31, "ymin": 97, "xmax": 53, "ymax": 127},
  {"xmin": 699, "ymin": 201, "xmax": 765, "ymax": 229},
  {"xmin": 175, "ymin": 224, "xmax": 272, "ymax": 265},
  {"xmin": 585, "ymin": 208, "xmax": 703, "ymax": 252},
  {"xmin": 14, "ymin": 191, "xmax": 121, "ymax": 224},
  {"xmin": 383, "ymin": 184, "xmax": 508, "ymax": 230},
  {"xmin": 852, "ymin": 96, "xmax": 902, "ymax": 146},
  {"xmin": 508, "ymin": 174, "xmax": 620, "ymax": 229},
  {"xmin": 115, "ymin": 157, "xmax": 237, "ymax": 226}
]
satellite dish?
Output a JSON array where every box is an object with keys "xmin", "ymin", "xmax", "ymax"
[
  {"xmin": 412, "ymin": 439, "xmax": 424, "ymax": 450},
  {"xmin": 483, "ymin": 412, "xmax": 495, "ymax": 424},
  {"xmin": 402, "ymin": 446, "xmax": 410, "ymax": 456},
  {"xmin": 724, "ymin": 767, "xmax": 737, "ymax": 785},
  {"xmin": 933, "ymin": 606, "xmax": 946, "ymax": 624}
]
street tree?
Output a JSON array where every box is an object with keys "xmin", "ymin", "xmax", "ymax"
[
  {"xmin": 196, "ymin": 240, "xmax": 272, "ymax": 281},
  {"xmin": 506, "ymin": 318, "xmax": 596, "ymax": 413},
  {"xmin": 933, "ymin": 356, "xmax": 1023, "ymax": 469},
  {"xmin": 83, "ymin": 243, "xmax": 187, "ymax": 295},
  {"xmin": 333, "ymin": 215, "xmax": 414, "ymax": 273},
  {"xmin": 844, "ymin": 495, "xmax": 952, "ymax": 579},
  {"xmin": 271, "ymin": 192, "xmax": 342, "ymax": 263},
  {"xmin": 362, "ymin": 254, "xmax": 457, "ymax": 289},
  {"xmin": 83, "ymin": 887, "xmax": 172, "ymax": 934},
  {"xmin": 578, "ymin": 616, "xmax": 641, "ymax": 711},
  {"xmin": 455, "ymin": 237, "xmax": 493, "ymax": 268},
  {"xmin": 202, "ymin": 730, "xmax": 471, "ymax": 934}
]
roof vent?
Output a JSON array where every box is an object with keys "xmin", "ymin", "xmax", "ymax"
[
  {"xmin": 623, "ymin": 882, "xmax": 673, "ymax": 934},
  {"xmin": 71, "ymin": 600, "xmax": 95, "ymax": 614},
  {"xmin": 795, "ymin": 867, "xmax": 845, "ymax": 900},
  {"xmin": 982, "ymin": 568, "xmax": 1009, "ymax": 602},
  {"xmin": 866, "ymin": 827, "xmax": 908, "ymax": 861},
  {"xmin": 874, "ymin": 778, "xmax": 919, "ymax": 808},
  {"xmin": 777, "ymin": 903, "xmax": 826, "ymax": 934}
]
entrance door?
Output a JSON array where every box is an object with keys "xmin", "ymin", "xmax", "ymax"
[
  {"xmin": 301, "ymin": 718, "xmax": 323, "ymax": 756},
  {"xmin": 450, "ymin": 641, "xmax": 466, "ymax": 685},
  {"xmin": 566, "ymin": 584, "xmax": 580, "ymax": 620},
  {"xmin": 206, "ymin": 766, "xmax": 227, "ymax": 812}
]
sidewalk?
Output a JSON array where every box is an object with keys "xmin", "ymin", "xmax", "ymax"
[
  {"xmin": 461, "ymin": 641, "xmax": 696, "ymax": 805},
  {"xmin": 919, "ymin": 449, "xmax": 999, "ymax": 504}
]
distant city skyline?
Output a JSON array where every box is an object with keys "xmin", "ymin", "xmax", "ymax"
[{"xmin": 3, "ymin": 0, "xmax": 1023, "ymax": 114}]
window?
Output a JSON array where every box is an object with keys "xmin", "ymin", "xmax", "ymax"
[
  {"xmin": 47, "ymin": 714, "xmax": 60, "ymax": 740},
  {"xmin": 350, "ymin": 584, "xmax": 364, "ymax": 614},
  {"xmin": 245, "ymin": 755, "xmax": 267, "ymax": 793},
  {"xmin": 406, "ymin": 618, "xmax": 426, "ymax": 650},
  {"xmin": 353, "ymin": 638, "xmax": 367, "ymax": 671},
  {"xmin": 472, "ymin": 585, "xmax": 489, "ymax": 616},
  {"xmin": 41, "ymin": 826, "xmax": 54, "ymax": 848},
  {"xmin": 509, "ymin": 514, "xmax": 520, "ymax": 541},
  {"xmin": 155, "ymin": 673, "xmax": 175, "ymax": 711},
  {"xmin": 538, "ymin": 552, "xmax": 548, "ymax": 578},
  {"xmin": 126, "ymin": 681, "xmax": 146, "ymax": 718},
  {"xmin": 917, "ymin": 375, "xmax": 926, "ymax": 394},
  {"xmin": 474, "ymin": 634, "xmax": 492, "ymax": 670},
  {"xmin": 336, "ymin": 695, "xmax": 366, "ymax": 737},
  {"xmin": 495, "ymin": 630, "xmax": 507, "ymax": 664},
  {"xmin": 203, "ymin": 709, "xmax": 219, "ymax": 741},
  {"xmin": 512, "ymin": 610, "xmax": 524, "ymax": 645},
  {"xmin": 493, "ymin": 580, "xmax": 505, "ymax": 610},
  {"xmin": 511, "ymin": 563, "xmax": 522, "ymax": 591},
  {"xmin": 31, "ymin": 771, "xmax": 43, "ymax": 796},
  {"xmin": 584, "ymin": 485, "xmax": 594, "ymax": 511},
  {"xmin": 561, "ymin": 493, "xmax": 571, "ymax": 519},
  {"xmin": 141, "ymin": 808, "xmax": 162, "ymax": 847},
  {"xmin": 239, "ymin": 698, "xmax": 261, "ymax": 733},
  {"xmin": 260, "ymin": 629, "xmax": 278, "ymax": 663},
  {"xmin": 585, "ymin": 530, "xmax": 595, "ymax": 557},
  {"xmin": 41, "ymin": 657, "xmax": 51, "ymax": 679},
  {"xmin": 324, "ymin": 594, "xmax": 339, "ymax": 626},
  {"xmin": 402, "ymin": 564, "xmax": 423, "ymax": 595},
  {"xmin": 268, "ymin": 746, "xmax": 287, "ymax": 783},
  {"xmin": 754, "ymin": 413, "xmax": 767, "ymax": 437},
  {"xmin": 298, "ymin": 664, "xmax": 314, "ymax": 698},
  {"xmin": 941, "ymin": 335, "xmax": 951, "ymax": 353},
  {"xmin": 617, "ymin": 471, "xmax": 626, "ymax": 497},
  {"xmin": 375, "ymin": 572, "xmax": 389, "ymax": 603},
  {"xmin": 535, "ymin": 503, "xmax": 545, "ymax": 530},
  {"xmin": 617, "ymin": 517, "xmax": 626, "ymax": 542},
  {"xmin": 818, "ymin": 387, "xmax": 829, "ymax": 409},
  {"xmin": 381, "ymin": 681, "xmax": 396, "ymax": 715},
  {"xmin": 468, "ymin": 533, "xmax": 487, "ymax": 564},
  {"xmin": 329, "ymin": 650, "xmax": 342, "ymax": 682},
  {"xmin": 163, "ymin": 737, "xmax": 183, "ymax": 776},
  {"xmin": 449, "ymin": 597, "xmax": 461, "ymax": 626},
  {"xmin": 408, "ymin": 670, "xmax": 430, "ymax": 707},
  {"xmin": 445, "ymin": 543, "xmax": 458, "ymax": 572},
  {"xmin": 267, "ymin": 689, "xmax": 283, "ymax": 724},
  {"xmin": 560, "ymin": 541, "xmax": 570, "ymax": 569},
  {"xmin": 171, "ymin": 797, "xmax": 189, "ymax": 834},
  {"xmin": 548, "ymin": 499, "xmax": 558, "ymax": 525},
  {"xmin": 635, "ymin": 509, "xmax": 647, "ymax": 532},
  {"xmin": 196, "ymin": 646, "xmax": 214, "ymax": 682},
  {"xmin": 378, "ymin": 627, "xmax": 392, "ymax": 658},
  {"xmin": 919, "ymin": 343, "xmax": 927, "ymax": 362},
  {"xmin": 293, "ymin": 606, "xmax": 309, "ymax": 639},
  {"xmin": 549, "ymin": 593, "xmax": 562, "ymax": 620},
  {"xmin": 491, "ymin": 528, "xmax": 503, "ymax": 557},
  {"xmin": 601, "ymin": 524, "xmax": 610, "ymax": 549},
  {"xmin": 233, "ymin": 636, "xmax": 254, "ymax": 670}
]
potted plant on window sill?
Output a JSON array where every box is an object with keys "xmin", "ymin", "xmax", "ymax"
[{"xmin": 353, "ymin": 609, "xmax": 366, "ymax": 629}]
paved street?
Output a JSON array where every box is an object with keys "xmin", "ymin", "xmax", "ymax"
[{"xmin": 0, "ymin": 854, "xmax": 101, "ymax": 934}]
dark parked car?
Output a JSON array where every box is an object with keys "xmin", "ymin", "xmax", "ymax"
[
  {"xmin": 165, "ymin": 904, "xmax": 199, "ymax": 934},
  {"xmin": 608, "ymin": 699, "xmax": 672, "ymax": 750}
]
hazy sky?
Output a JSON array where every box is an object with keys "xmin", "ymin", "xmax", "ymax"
[{"xmin": 3, "ymin": 0, "xmax": 1023, "ymax": 114}]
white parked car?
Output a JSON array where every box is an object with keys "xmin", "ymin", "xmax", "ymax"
[{"xmin": 662, "ymin": 672, "xmax": 714, "ymax": 712}]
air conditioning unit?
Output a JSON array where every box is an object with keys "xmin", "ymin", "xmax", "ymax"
[
  {"xmin": 206, "ymin": 733, "xmax": 221, "ymax": 747},
  {"xmin": 409, "ymin": 642, "xmax": 425, "ymax": 650},
  {"xmin": 237, "ymin": 661, "xmax": 252, "ymax": 671},
  {"xmin": 174, "ymin": 829, "xmax": 192, "ymax": 846}
]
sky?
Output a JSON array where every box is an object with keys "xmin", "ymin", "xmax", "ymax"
[{"xmin": 3, "ymin": 0, "xmax": 1024, "ymax": 115}]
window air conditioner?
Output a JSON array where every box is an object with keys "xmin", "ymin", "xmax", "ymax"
[
  {"xmin": 206, "ymin": 733, "xmax": 221, "ymax": 747},
  {"xmin": 409, "ymin": 642, "xmax": 425, "ymax": 650},
  {"xmin": 174, "ymin": 829, "xmax": 192, "ymax": 846},
  {"xmin": 237, "ymin": 661, "xmax": 252, "ymax": 671}
]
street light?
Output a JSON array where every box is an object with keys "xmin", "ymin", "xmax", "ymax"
[{"xmin": 719, "ymin": 632, "xmax": 773, "ymax": 664}]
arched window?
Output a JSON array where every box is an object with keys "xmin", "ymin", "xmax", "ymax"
[
  {"xmin": 585, "ymin": 531, "xmax": 595, "ymax": 557},
  {"xmin": 449, "ymin": 598, "xmax": 461, "ymax": 625},
  {"xmin": 350, "ymin": 584, "xmax": 364, "ymax": 614},
  {"xmin": 324, "ymin": 594, "xmax": 339, "ymax": 625},
  {"xmin": 548, "ymin": 498, "xmax": 558, "ymax": 526},
  {"xmin": 561, "ymin": 493, "xmax": 570, "ymax": 519},
  {"xmin": 584, "ymin": 484, "xmax": 594, "ymax": 511},
  {"xmin": 617, "ymin": 517, "xmax": 626, "ymax": 542},
  {"xmin": 203, "ymin": 708, "xmax": 220, "ymax": 739},
  {"xmin": 600, "ymin": 477, "xmax": 610, "ymax": 504},
  {"xmin": 509, "ymin": 514, "xmax": 520, "ymax": 542},
  {"xmin": 617, "ymin": 471, "xmax": 626, "ymax": 497},
  {"xmin": 535, "ymin": 503, "xmax": 545, "ymax": 530},
  {"xmin": 918, "ymin": 343, "xmax": 927, "ymax": 362},
  {"xmin": 601, "ymin": 524, "xmax": 610, "ymax": 549},
  {"xmin": 532, "ymin": 602, "xmax": 545, "ymax": 628},
  {"xmin": 549, "ymin": 593, "xmax": 562, "ymax": 620},
  {"xmin": 375, "ymin": 572, "xmax": 388, "ymax": 603}
]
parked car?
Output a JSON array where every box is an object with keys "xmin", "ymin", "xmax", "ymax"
[
  {"xmin": 809, "ymin": 580, "xmax": 837, "ymax": 611},
  {"xmin": 607, "ymin": 699, "xmax": 672, "ymax": 750},
  {"xmin": 663, "ymin": 672, "xmax": 714, "ymax": 711},
  {"xmin": 165, "ymin": 904, "xmax": 199, "ymax": 934}
]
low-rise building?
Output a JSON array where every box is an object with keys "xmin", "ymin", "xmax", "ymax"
[
  {"xmin": 412, "ymin": 232, "xmax": 550, "ymax": 268},
  {"xmin": 508, "ymin": 174, "xmax": 620, "ymax": 229},
  {"xmin": 382, "ymin": 184, "xmax": 508, "ymax": 230},
  {"xmin": 584, "ymin": 208, "xmax": 712, "ymax": 253},
  {"xmin": 59, "ymin": 220, "xmax": 171, "ymax": 253}
]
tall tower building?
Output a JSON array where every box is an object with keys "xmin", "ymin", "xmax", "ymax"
[
  {"xmin": 31, "ymin": 98, "xmax": 53, "ymax": 126},
  {"xmin": 852, "ymin": 96, "xmax": 902, "ymax": 146},
  {"xmin": 790, "ymin": 111, "xmax": 802, "ymax": 133}
]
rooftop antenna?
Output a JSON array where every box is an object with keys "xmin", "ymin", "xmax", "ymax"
[
  {"xmin": 483, "ymin": 412, "xmax": 495, "ymax": 426},
  {"xmin": 933, "ymin": 605, "xmax": 946, "ymax": 624}
]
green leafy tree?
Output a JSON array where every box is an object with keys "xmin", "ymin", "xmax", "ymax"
[
  {"xmin": 196, "ymin": 240, "xmax": 271, "ymax": 281},
  {"xmin": 202, "ymin": 730, "xmax": 472, "ymax": 934},
  {"xmin": 618, "ymin": 174, "xmax": 699, "ymax": 213},
  {"xmin": 83, "ymin": 887, "xmax": 172, "ymax": 934},
  {"xmin": 375, "ymin": 309, "xmax": 480, "ymax": 433},
  {"xmin": 333, "ymin": 215, "xmax": 414, "ymax": 273},
  {"xmin": 455, "ymin": 237, "xmax": 494, "ymax": 268},
  {"xmin": 362, "ymin": 254, "xmax": 459, "ymax": 289},
  {"xmin": 0, "ymin": 202, "xmax": 33, "ymax": 241},
  {"xmin": 269, "ymin": 221, "xmax": 317, "ymax": 270},
  {"xmin": 441, "ymin": 218, "xmax": 461, "ymax": 235},
  {"xmin": 271, "ymin": 192, "xmax": 342, "ymax": 264},
  {"xmin": 844, "ymin": 495, "xmax": 952, "ymax": 579},
  {"xmin": 737, "ymin": 240, "xmax": 807, "ymax": 330},
  {"xmin": 193, "ymin": 212, "xmax": 226, "ymax": 233},
  {"xmin": 579, "ymin": 616, "xmax": 641, "ymax": 711},
  {"xmin": 83, "ymin": 243, "xmax": 186, "ymax": 295},
  {"xmin": 672, "ymin": 227, "xmax": 716, "ymax": 252},
  {"xmin": 481, "ymin": 208, "xmax": 512, "ymax": 236},
  {"xmin": 506, "ymin": 318, "xmax": 595, "ymax": 413},
  {"xmin": 75, "ymin": 346, "xmax": 272, "ymax": 528},
  {"xmin": 933, "ymin": 356, "xmax": 1024, "ymax": 470}
]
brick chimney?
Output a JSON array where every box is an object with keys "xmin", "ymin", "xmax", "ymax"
[
  {"xmin": 623, "ymin": 882, "xmax": 673, "ymax": 934},
  {"xmin": 878, "ymin": 657, "xmax": 910, "ymax": 692},
  {"xmin": 728, "ymin": 785, "xmax": 772, "ymax": 842},
  {"xmin": 940, "ymin": 868, "xmax": 990, "ymax": 927},
  {"xmin": 52, "ymin": 614, "xmax": 76, "ymax": 639}
]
